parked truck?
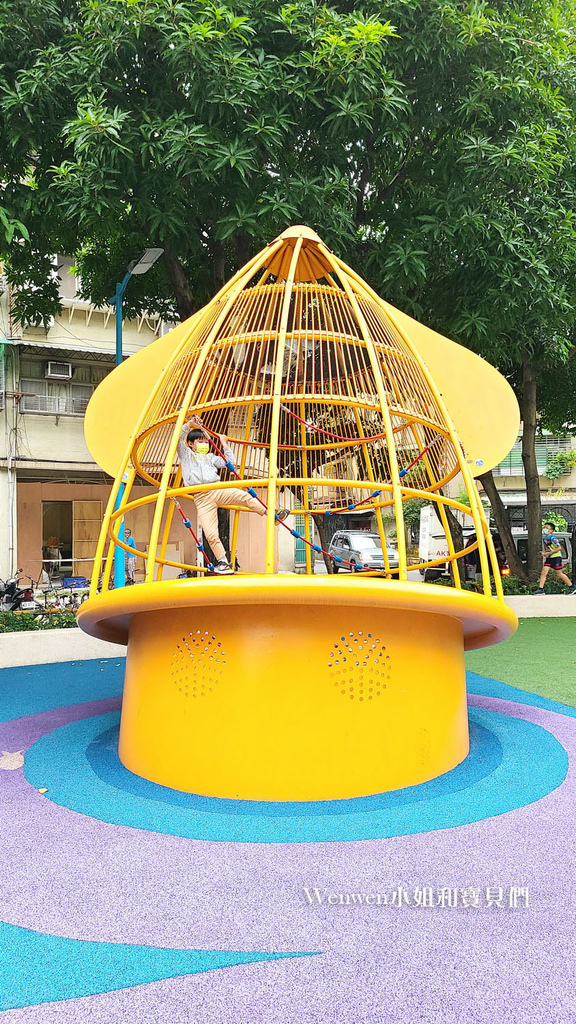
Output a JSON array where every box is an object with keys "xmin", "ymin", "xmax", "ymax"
[{"xmin": 418, "ymin": 505, "xmax": 573, "ymax": 580}]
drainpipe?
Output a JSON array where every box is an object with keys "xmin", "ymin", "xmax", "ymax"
[{"xmin": 2, "ymin": 342, "xmax": 16, "ymax": 575}]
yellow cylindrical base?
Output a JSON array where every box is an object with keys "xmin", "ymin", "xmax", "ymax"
[
  {"xmin": 120, "ymin": 603, "xmax": 466, "ymax": 800},
  {"xmin": 78, "ymin": 578, "xmax": 517, "ymax": 801}
]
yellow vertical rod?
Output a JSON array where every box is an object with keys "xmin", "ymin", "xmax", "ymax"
[
  {"xmin": 146, "ymin": 242, "xmax": 284, "ymax": 583},
  {"xmin": 265, "ymin": 237, "xmax": 304, "ymax": 573},
  {"xmin": 157, "ymin": 476, "xmax": 179, "ymax": 581},
  {"xmin": 99, "ymin": 467, "xmax": 137, "ymax": 595},
  {"xmin": 230, "ymin": 402, "xmax": 255, "ymax": 568},
  {"xmin": 299, "ymin": 400, "xmax": 313, "ymax": 574},
  {"xmin": 472, "ymin": 480, "xmax": 502, "ymax": 597},
  {"xmin": 352, "ymin": 405, "xmax": 391, "ymax": 576},
  {"xmin": 407, "ymin": 425, "xmax": 461, "ymax": 589},
  {"xmin": 333, "ymin": 254, "xmax": 493, "ymax": 591},
  {"xmin": 327, "ymin": 250, "xmax": 408, "ymax": 581},
  {"xmin": 90, "ymin": 466, "xmax": 134, "ymax": 596}
]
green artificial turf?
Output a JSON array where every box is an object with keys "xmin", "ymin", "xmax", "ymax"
[{"xmin": 466, "ymin": 618, "xmax": 576, "ymax": 709}]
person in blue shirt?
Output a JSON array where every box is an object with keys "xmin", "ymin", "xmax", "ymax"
[
  {"xmin": 535, "ymin": 523, "xmax": 576, "ymax": 594},
  {"xmin": 125, "ymin": 528, "xmax": 137, "ymax": 585}
]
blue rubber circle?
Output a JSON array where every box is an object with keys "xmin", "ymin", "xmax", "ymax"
[{"xmin": 24, "ymin": 707, "xmax": 567, "ymax": 844}]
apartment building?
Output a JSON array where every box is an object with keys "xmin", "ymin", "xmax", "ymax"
[
  {"xmin": 490, "ymin": 434, "xmax": 576, "ymax": 529},
  {"xmin": 0, "ymin": 259, "xmax": 196, "ymax": 584}
]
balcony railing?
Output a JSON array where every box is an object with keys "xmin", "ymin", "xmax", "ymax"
[{"xmin": 20, "ymin": 394, "xmax": 90, "ymax": 416}]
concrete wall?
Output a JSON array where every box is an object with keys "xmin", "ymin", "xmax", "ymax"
[
  {"xmin": 16, "ymin": 481, "xmax": 197, "ymax": 583},
  {"xmin": 15, "ymin": 480, "xmax": 286, "ymax": 582},
  {"xmin": 23, "ymin": 305, "xmax": 158, "ymax": 358},
  {"xmin": 18, "ymin": 413, "xmax": 94, "ymax": 465}
]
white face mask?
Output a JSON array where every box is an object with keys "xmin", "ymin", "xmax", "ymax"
[{"xmin": 195, "ymin": 441, "xmax": 210, "ymax": 455}]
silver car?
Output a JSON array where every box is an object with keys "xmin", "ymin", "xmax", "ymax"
[{"xmin": 328, "ymin": 531, "xmax": 399, "ymax": 573}]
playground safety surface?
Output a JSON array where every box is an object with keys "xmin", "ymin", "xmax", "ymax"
[{"xmin": 0, "ymin": 640, "xmax": 574, "ymax": 1022}]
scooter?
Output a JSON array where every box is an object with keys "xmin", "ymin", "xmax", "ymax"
[{"xmin": 0, "ymin": 571, "xmax": 42, "ymax": 612}]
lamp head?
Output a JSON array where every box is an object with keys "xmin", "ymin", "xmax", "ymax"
[{"xmin": 129, "ymin": 248, "xmax": 164, "ymax": 275}]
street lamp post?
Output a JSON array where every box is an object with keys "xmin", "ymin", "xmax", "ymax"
[{"xmin": 111, "ymin": 248, "xmax": 164, "ymax": 588}]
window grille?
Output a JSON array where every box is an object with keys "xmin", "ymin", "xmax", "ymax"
[
  {"xmin": 20, "ymin": 378, "xmax": 93, "ymax": 416},
  {"xmin": 494, "ymin": 437, "xmax": 572, "ymax": 476}
]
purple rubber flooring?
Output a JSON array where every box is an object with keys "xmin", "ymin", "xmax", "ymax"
[{"xmin": 0, "ymin": 689, "xmax": 574, "ymax": 1022}]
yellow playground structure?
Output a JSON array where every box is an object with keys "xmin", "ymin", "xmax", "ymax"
[{"xmin": 78, "ymin": 225, "xmax": 518, "ymax": 801}]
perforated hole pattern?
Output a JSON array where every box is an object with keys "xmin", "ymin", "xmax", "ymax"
[
  {"xmin": 328, "ymin": 632, "xmax": 391, "ymax": 701},
  {"xmin": 171, "ymin": 630, "xmax": 227, "ymax": 699}
]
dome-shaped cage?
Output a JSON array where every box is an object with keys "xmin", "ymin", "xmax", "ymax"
[{"xmin": 93, "ymin": 226, "xmax": 501, "ymax": 597}]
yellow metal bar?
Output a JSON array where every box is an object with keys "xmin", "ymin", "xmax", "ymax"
[
  {"xmin": 145, "ymin": 241, "xmax": 284, "ymax": 582},
  {"xmin": 435, "ymin": 500, "xmax": 461, "ymax": 589},
  {"xmin": 90, "ymin": 467, "xmax": 132, "ymax": 596},
  {"xmin": 326, "ymin": 248, "xmax": 409, "ymax": 581},
  {"xmin": 470, "ymin": 479, "xmax": 502, "ymax": 597},
  {"xmin": 91, "ymin": 466, "xmax": 137, "ymax": 597},
  {"xmin": 157, "ymin": 488, "xmax": 178, "ymax": 582},
  {"xmin": 406, "ymin": 424, "xmax": 462, "ymax": 589},
  {"xmin": 334, "ymin": 252, "xmax": 493, "ymax": 592},
  {"xmin": 352, "ymin": 404, "xmax": 391, "ymax": 577},
  {"xmin": 265, "ymin": 237, "xmax": 304, "ymax": 573},
  {"xmin": 230, "ymin": 402, "xmax": 255, "ymax": 569},
  {"xmin": 299, "ymin": 400, "xmax": 313, "ymax": 574}
]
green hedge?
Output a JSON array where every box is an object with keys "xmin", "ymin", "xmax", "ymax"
[
  {"xmin": 501, "ymin": 571, "xmax": 572, "ymax": 596},
  {"xmin": 0, "ymin": 611, "xmax": 78, "ymax": 632},
  {"xmin": 431, "ymin": 571, "xmax": 572, "ymax": 595}
]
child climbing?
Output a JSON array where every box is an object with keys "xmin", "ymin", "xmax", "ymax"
[{"xmin": 177, "ymin": 417, "xmax": 289, "ymax": 574}]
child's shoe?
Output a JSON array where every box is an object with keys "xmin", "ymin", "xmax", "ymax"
[{"xmin": 212, "ymin": 560, "xmax": 234, "ymax": 575}]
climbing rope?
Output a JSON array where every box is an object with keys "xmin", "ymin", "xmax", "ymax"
[
  {"xmin": 322, "ymin": 433, "xmax": 445, "ymax": 516},
  {"xmin": 279, "ymin": 404, "xmax": 387, "ymax": 446},
  {"xmin": 179, "ymin": 417, "xmax": 444, "ymax": 575},
  {"xmin": 171, "ymin": 498, "xmax": 215, "ymax": 573},
  {"xmin": 179, "ymin": 422, "xmax": 357, "ymax": 571}
]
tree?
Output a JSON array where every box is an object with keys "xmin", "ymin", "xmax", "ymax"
[
  {"xmin": 2, "ymin": 0, "xmax": 576, "ymax": 576},
  {"xmin": 478, "ymin": 469, "xmax": 527, "ymax": 580}
]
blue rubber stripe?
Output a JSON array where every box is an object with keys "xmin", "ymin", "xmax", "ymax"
[
  {"xmin": 3, "ymin": 660, "xmax": 574, "ymax": 727},
  {"xmin": 23, "ymin": 706, "xmax": 568, "ymax": 844},
  {"xmin": 0, "ymin": 919, "xmax": 315, "ymax": 1011},
  {"xmin": 86, "ymin": 719, "xmax": 501, "ymax": 818},
  {"xmin": 467, "ymin": 672, "xmax": 576, "ymax": 719},
  {"xmin": 0, "ymin": 660, "xmax": 124, "ymax": 724}
]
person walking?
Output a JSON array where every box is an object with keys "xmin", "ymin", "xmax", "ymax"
[
  {"xmin": 125, "ymin": 528, "xmax": 137, "ymax": 585},
  {"xmin": 177, "ymin": 418, "xmax": 289, "ymax": 574},
  {"xmin": 535, "ymin": 522, "xmax": 576, "ymax": 594}
]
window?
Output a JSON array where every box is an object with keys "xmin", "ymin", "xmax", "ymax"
[
  {"xmin": 494, "ymin": 437, "xmax": 572, "ymax": 477},
  {"xmin": 56, "ymin": 256, "xmax": 81, "ymax": 301},
  {"xmin": 20, "ymin": 378, "xmax": 93, "ymax": 415},
  {"xmin": 353, "ymin": 535, "xmax": 381, "ymax": 550}
]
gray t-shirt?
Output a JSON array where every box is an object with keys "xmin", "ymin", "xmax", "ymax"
[{"xmin": 177, "ymin": 427, "xmax": 235, "ymax": 487}]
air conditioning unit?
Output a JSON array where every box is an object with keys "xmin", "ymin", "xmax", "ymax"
[{"xmin": 45, "ymin": 361, "xmax": 73, "ymax": 380}]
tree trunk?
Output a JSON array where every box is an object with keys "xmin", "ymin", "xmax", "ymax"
[
  {"xmin": 162, "ymin": 244, "xmax": 196, "ymax": 321},
  {"xmin": 212, "ymin": 239, "xmax": 226, "ymax": 293},
  {"xmin": 315, "ymin": 515, "xmax": 334, "ymax": 573},
  {"xmin": 478, "ymin": 470, "xmax": 528, "ymax": 580},
  {"xmin": 234, "ymin": 231, "xmax": 252, "ymax": 269},
  {"xmin": 520, "ymin": 354, "xmax": 542, "ymax": 580}
]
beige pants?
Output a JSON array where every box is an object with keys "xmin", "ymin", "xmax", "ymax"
[{"xmin": 193, "ymin": 487, "xmax": 266, "ymax": 562}]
